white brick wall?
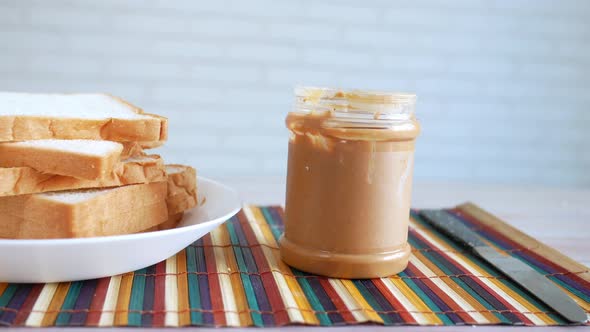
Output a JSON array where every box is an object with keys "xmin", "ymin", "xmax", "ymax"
[{"xmin": 0, "ymin": 0, "xmax": 589, "ymax": 187}]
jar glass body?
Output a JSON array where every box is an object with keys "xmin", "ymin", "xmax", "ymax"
[{"xmin": 279, "ymin": 87, "xmax": 420, "ymax": 278}]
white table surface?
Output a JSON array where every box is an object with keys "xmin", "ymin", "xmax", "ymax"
[{"xmin": 7, "ymin": 177, "xmax": 589, "ymax": 332}]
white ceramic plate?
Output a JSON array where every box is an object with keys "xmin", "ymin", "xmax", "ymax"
[{"xmin": 0, "ymin": 176, "xmax": 241, "ymax": 283}]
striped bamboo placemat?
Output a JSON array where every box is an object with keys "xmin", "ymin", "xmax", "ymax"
[{"xmin": 0, "ymin": 203, "xmax": 588, "ymax": 327}]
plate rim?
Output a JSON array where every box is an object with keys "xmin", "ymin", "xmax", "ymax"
[{"xmin": 0, "ymin": 176, "xmax": 242, "ymax": 247}]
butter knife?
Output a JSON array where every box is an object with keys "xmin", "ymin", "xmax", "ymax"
[{"xmin": 419, "ymin": 209, "xmax": 587, "ymax": 323}]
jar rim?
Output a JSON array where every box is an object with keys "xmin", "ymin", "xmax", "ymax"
[{"xmin": 294, "ymin": 86, "xmax": 416, "ymax": 105}]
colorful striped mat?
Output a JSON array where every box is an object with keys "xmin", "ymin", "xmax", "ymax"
[{"xmin": 0, "ymin": 203, "xmax": 588, "ymax": 327}]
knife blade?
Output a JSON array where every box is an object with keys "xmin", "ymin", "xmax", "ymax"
[{"xmin": 419, "ymin": 209, "xmax": 587, "ymax": 324}]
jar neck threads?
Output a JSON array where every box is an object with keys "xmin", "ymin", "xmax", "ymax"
[
  {"xmin": 288, "ymin": 87, "xmax": 420, "ymax": 142},
  {"xmin": 294, "ymin": 86, "xmax": 416, "ymax": 123}
]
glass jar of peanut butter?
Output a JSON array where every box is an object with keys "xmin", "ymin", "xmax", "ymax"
[{"xmin": 279, "ymin": 87, "xmax": 420, "ymax": 279}]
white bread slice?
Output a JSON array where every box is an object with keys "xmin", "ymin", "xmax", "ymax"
[
  {"xmin": 0, "ymin": 155, "xmax": 166, "ymax": 197},
  {"xmin": 0, "ymin": 139, "xmax": 124, "ymax": 180},
  {"xmin": 166, "ymin": 164, "xmax": 197, "ymax": 216},
  {"xmin": 0, "ymin": 182, "xmax": 168, "ymax": 239},
  {"xmin": 0, "ymin": 92, "xmax": 167, "ymax": 142}
]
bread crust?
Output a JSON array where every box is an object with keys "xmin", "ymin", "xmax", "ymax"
[
  {"xmin": 0, "ymin": 182, "xmax": 168, "ymax": 239},
  {"xmin": 0, "ymin": 114, "xmax": 168, "ymax": 142},
  {"xmin": 121, "ymin": 142, "xmax": 146, "ymax": 158},
  {"xmin": 166, "ymin": 164, "xmax": 198, "ymax": 216},
  {"xmin": 0, "ymin": 155, "xmax": 166, "ymax": 197},
  {"xmin": 138, "ymin": 140, "xmax": 165, "ymax": 149},
  {"xmin": 143, "ymin": 212, "xmax": 184, "ymax": 232},
  {"xmin": 0, "ymin": 141, "xmax": 124, "ymax": 180},
  {"xmin": 141, "ymin": 164, "xmax": 198, "ymax": 233},
  {"xmin": 158, "ymin": 212, "xmax": 184, "ymax": 230}
]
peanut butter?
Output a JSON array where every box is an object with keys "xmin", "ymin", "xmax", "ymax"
[{"xmin": 279, "ymin": 87, "xmax": 420, "ymax": 279}]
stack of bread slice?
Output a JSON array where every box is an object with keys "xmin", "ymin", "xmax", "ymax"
[{"xmin": 0, "ymin": 92, "xmax": 198, "ymax": 239}]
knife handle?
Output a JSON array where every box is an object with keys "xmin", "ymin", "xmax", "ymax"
[{"xmin": 419, "ymin": 210, "xmax": 487, "ymax": 248}]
